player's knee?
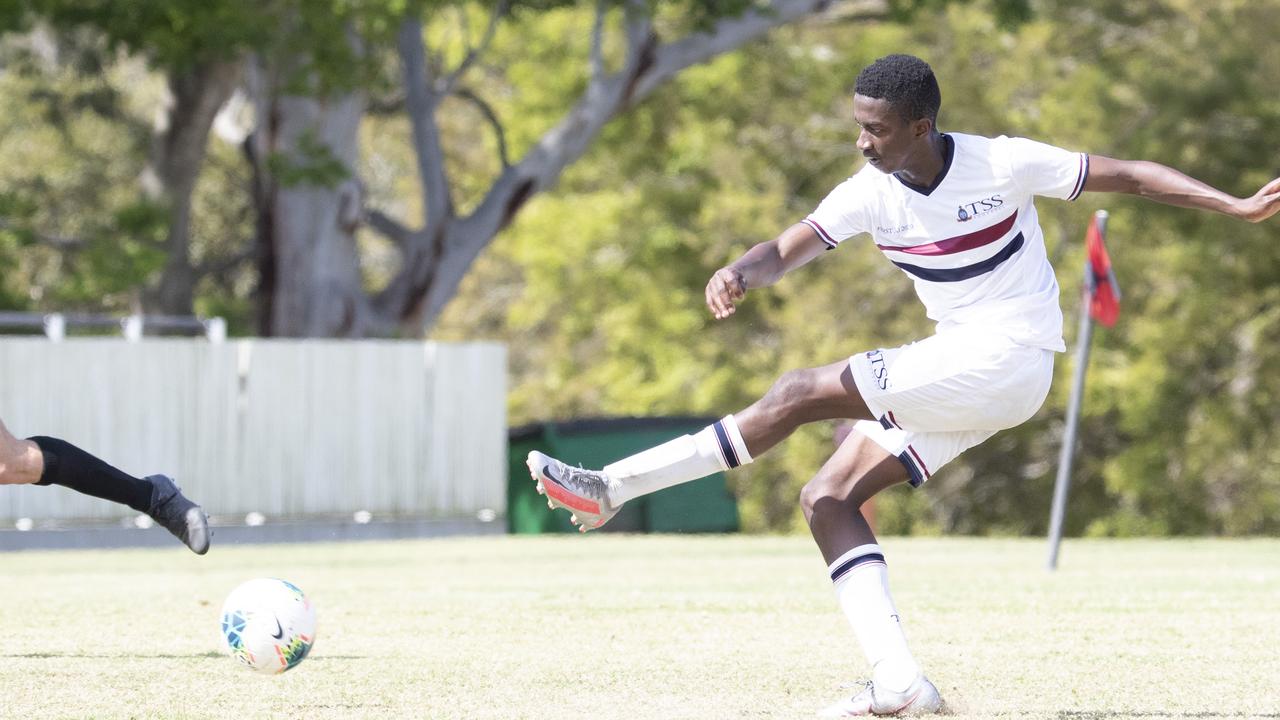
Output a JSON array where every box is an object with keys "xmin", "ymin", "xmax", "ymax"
[
  {"xmin": 0, "ymin": 437, "xmax": 42, "ymax": 485},
  {"xmin": 800, "ymin": 473, "xmax": 849, "ymax": 517}
]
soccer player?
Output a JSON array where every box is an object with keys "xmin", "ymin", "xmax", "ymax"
[
  {"xmin": 526, "ymin": 54, "xmax": 1280, "ymax": 716},
  {"xmin": 0, "ymin": 416, "xmax": 210, "ymax": 554}
]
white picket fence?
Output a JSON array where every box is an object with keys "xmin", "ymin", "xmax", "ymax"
[{"xmin": 0, "ymin": 338, "xmax": 506, "ymax": 522}]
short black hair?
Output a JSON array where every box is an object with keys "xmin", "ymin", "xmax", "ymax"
[{"xmin": 855, "ymin": 54, "xmax": 941, "ymax": 124}]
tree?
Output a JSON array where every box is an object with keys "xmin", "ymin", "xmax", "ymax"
[
  {"xmin": 6, "ymin": 2, "xmax": 262, "ymax": 316},
  {"xmin": 254, "ymin": 0, "xmax": 891, "ymax": 336}
]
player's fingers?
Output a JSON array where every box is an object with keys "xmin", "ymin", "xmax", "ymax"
[
  {"xmin": 717, "ymin": 277, "xmax": 741, "ymax": 318},
  {"xmin": 706, "ymin": 277, "xmax": 726, "ymax": 312},
  {"xmin": 706, "ymin": 281, "xmax": 729, "ymax": 319},
  {"xmin": 716, "ymin": 271, "xmax": 744, "ymax": 303},
  {"xmin": 706, "ymin": 271, "xmax": 737, "ymax": 319}
]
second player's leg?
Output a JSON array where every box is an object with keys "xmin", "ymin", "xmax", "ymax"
[
  {"xmin": 734, "ymin": 359, "xmax": 874, "ymax": 458},
  {"xmin": 800, "ymin": 429, "xmax": 907, "ymax": 564},
  {"xmin": 804, "ymin": 429, "xmax": 943, "ymax": 716},
  {"xmin": 0, "ymin": 418, "xmax": 210, "ymax": 554}
]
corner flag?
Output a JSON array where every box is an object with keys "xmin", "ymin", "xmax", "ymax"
[
  {"xmin": 1047, "ymin": 209, "xmax": 1119, "ymax": 570},
  {"xmin": 1084, "ymin": 214, "xmax": 1121, "ymax": 327}
]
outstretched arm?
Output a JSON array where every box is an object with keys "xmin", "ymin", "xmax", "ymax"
[
  {"xmin": 1084, "ymin": 155, "xmax": 1280, "ymax": 223},
  {"xmin": 705, "ymin": 222, "xmax": 828, "ymax": 320}
]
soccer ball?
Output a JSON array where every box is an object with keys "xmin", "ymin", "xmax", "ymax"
[{"xmin": 219, "ymin": 578, "xmax": 317, "ymax": 674}]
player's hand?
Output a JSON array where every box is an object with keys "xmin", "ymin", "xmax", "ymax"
[
  {"xmin": 706, "ymin": 267, "xmax": 747, "ymax": 320},
  {"xmin": 1237, "ymin": 177, "xmax": 1280, "ymax": 223}
]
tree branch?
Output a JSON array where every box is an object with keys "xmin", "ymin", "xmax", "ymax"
[
  {"xmin": 631, "ymin": 0, "xmax": 841, "ymax": 102},
  {"xmin": 397, "ymin": 0, "xmax": 861, "ymax": 333},
  {"xmin": 589, "ymin": 0, "xmax": 608, "ymax": 86},
  {"xmin": 397, "ymin": 17, "xmax": 454, "ymax": 229},
  {"xmin": 366, "ymin": 91, "xmax": 406, "ymax": 115},
  {"xmin": 452, "ymin": 87, "xmax": 511, "ymax": 169},
  {"xmin": 441, "ymin": 0, "xmax": 510, "ymax": 97},
  {"xmin": 365, "ymin": 208, "xmax": 412, "ymax": 248}
]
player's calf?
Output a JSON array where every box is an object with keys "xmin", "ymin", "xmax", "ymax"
[{"xmin": 26, "ymin": 436, "xmax": 211, "ymax": 554}]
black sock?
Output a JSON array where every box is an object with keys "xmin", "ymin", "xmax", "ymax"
[{"xmin": 29, "ymin": 436, "xmax": 154, "ymax": 513}]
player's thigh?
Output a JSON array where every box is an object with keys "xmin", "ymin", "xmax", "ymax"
[{"xmin": 769, "ymin": 358, "xmax": 874, "ymax": 421}]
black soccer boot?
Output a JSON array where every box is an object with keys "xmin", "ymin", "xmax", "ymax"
[{"xmin": 146, "ymin": 475, "xmax": 211, "ymax": 555}]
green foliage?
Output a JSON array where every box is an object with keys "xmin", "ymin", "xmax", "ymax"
[
  {"xmin": 0, "ymin": 28, "xmax": 254, "ymax": 320},
  {"xmin": 6, "ymin": 0, "xmax": 1280, "ymax": 535},
  {"xmin": 18, "ymin": 0, "xmax": 272, "ymax": 67},
  {"xmin": 266, "ymin": 131, "xmax": 353, "ymax": 188},
  {"xmin": 436, "ymin": 0, "xmax": 1280, "ymax": 536}
]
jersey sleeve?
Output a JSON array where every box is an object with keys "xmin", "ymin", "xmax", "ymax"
[
  {"xmin": 802, "ymin": 172, "xmax": 874, "ymax": 249},
  {"xmin": 1002, "ymin": 136, "xmax": 1090, "ymax": 201}
]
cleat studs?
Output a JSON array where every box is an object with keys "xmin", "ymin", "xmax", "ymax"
[{"xmin": 547, "ymin": 500, "xmax": 555, "ymax": 510}]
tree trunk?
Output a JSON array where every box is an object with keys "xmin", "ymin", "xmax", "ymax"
[
  {"xmin": 148, "ymin": 59, "xmax": 243, "ymax": 316},
  {"xmin": 248, "ymin": 60, "xmax": 370, "ymax": 337}
]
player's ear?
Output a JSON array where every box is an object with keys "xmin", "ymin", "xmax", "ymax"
[{"xmin": 912, "ymin": 117, "xmax": 933, "ymax": 138}]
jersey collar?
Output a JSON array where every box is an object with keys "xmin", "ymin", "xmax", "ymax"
[{"xmin": 893, "ymin": 133, "xmax": 954, "ymax": 196}]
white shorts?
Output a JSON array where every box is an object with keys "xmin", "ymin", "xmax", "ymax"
[{"xmin": 848, "ymin": 327, "xmax": 1055, "ymax": 487}]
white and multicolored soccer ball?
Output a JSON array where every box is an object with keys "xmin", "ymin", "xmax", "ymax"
[{"xmin": 219, "ymin": 578, "xmax": 317, "ymax": 674}]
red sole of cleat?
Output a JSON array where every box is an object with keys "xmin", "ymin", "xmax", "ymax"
[{"xmin": 536, "ymin": 473, "xmax": 601, "ymax": 515}]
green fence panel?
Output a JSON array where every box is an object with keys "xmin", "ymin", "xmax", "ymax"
[{"xmin": 507, "ymin": 417, "xmax": 739, "ymax": 534}]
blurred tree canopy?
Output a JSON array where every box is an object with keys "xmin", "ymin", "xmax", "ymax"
[
  {"xmin": 436, "ymin": 0, "xmax": 1280, "ymax": 536},
  {"xmin": 3, "ymin": 0, "xmax": 1279, "ymax": 534}
]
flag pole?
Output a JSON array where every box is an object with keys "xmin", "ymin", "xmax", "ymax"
[{"xmin": 1047, "ymin": 210, "xmax": 1108, "ymax": 571}]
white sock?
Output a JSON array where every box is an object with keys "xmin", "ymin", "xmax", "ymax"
[
  {"xmin": 604, "ymin": 415, "xmax": 752, "ymax": 506},
  {"xmin": 829, "ymin": 544, "xmax": 921, "ymax": 693}
]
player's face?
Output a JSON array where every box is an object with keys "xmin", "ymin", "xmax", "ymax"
[{"xmin": 853, "ymin": 94, "xmax": 928, "ymax": 174}]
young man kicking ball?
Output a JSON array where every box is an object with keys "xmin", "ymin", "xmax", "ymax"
[
  {"xmin": 1, "ymin": 417, "xmax": 210, "ymax": 554},
  {"xmin": 527, "ymin": 54, "xmax": 1280, "ymax": 716}
]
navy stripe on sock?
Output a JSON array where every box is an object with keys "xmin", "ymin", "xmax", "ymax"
[
  {"xmin": 830, "ymin": 552, "xmax": 886, "ymax": 584},
  {"xmin": 713, "ymin": 420, "xmax": 740, "ymax": 468}
]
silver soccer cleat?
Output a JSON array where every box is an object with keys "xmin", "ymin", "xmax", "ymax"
[
  {"xmin": 526, "ymin": 451, "xmax": 620, "ymax": 532},
  {"xmin": 818, "ymin": 675, "xmax": 943, "ymax": 717}
]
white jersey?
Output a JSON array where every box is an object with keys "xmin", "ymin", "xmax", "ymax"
[{"xmin": 803, "ymin": 132, "xmax": 1089, "ymax": 352}]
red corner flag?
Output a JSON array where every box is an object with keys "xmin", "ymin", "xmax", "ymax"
[{"xmin": 1084, "ymin": 211, "xmax": 1121, "ymax": 327}]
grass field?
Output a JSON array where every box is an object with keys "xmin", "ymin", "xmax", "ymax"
[{"xmin": 1, "ymin": 535, "xmax": 1277, "ymax": 720}]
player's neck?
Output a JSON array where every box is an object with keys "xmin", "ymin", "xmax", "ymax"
[{"xmin": 895, "ymin": 132, "xmax": 948, "ymax": 189}]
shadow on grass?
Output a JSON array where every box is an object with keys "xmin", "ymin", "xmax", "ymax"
[{"xmin": 1059, "ymin": 707, "xmax": 1280, "ymax": 712}]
